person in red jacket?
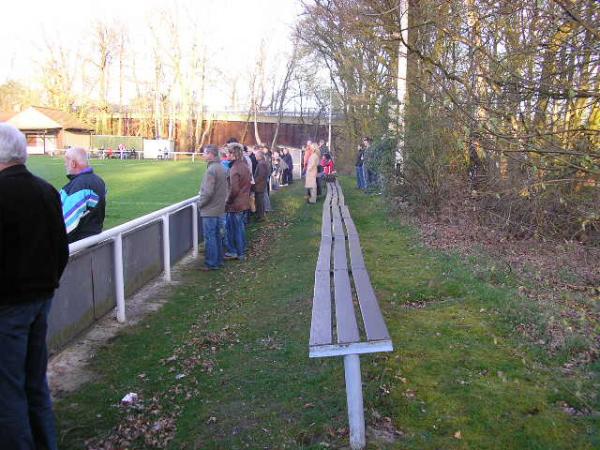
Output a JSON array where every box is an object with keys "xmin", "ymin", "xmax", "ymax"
[{"xmin": 320, "ymin": 153, "xmax": 335, "ymax": 176}]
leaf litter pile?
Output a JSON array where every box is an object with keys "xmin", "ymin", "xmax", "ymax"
[
  {"xmin": 85, "ymin": 322, "xmax": 240, "ymax": 450},
  {"xmin": 415, "ymin": 195, "xmax": 599, "ymax": 370}
]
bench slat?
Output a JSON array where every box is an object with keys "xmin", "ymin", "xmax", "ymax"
[
  {"xmin": 352, "ymin": 268, "xmax": 391, "ymax": 342},
  {"xmin": 310, "ymin": 270, "xmax": 333, "ymax": 346},
  {"xmin": 344, "ymin": 216, "xmax": 359, "ymax": 238},
  {"xmin": 347, "ymin": 237, "xmax": 366, "ymax": 270},
  {"xmin": 322, "ymin": 212, "xmax": 332, "ymax": 238},
  {"xmin": 341, "ymin": 205, "xmax": 351, "ymax": 219},
  {"xmin": 334, "ymin": 237, "xmax": 348, "ymax": 271},
  {"xmin": 334, "ymin": 269, "xmax": 360, "ymax": 344},
  {"xmin": 334, "ymin": 180, "xmax": 345, "ymax": 204},
  {"xmin": 317, "ymin": 237, "xmax": 332, "ymax": 271},
  {"xmin": 332, "ymin": 209, "xmax": 345, "ymax": 238}
]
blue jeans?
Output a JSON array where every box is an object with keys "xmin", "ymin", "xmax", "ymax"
[
  {"xmin": 356, "ymin": 165, "xmax": 366, "ymax": 189},
  {"xmin": 226, "ymin": 212, "xmax": 246, "ymax": 259},
  {"xmin": 0, "ymin": 298, "xmax": 57, "ymax": 450},
  {"xmin": 220, "ymin": 215, "xmax": 236, "ymax": 255},
  {"xmin": 202, "ymin": 216, "xmax": 224, "ymax": 269}
]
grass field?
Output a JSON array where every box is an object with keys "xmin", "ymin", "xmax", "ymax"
[
  {"xmin": 53, "ymin": 178, "xmax": 599, "ymax": 449},
  {"xmin": 27, "ymin": 156, "xmax": 206, "ymax": 229}
]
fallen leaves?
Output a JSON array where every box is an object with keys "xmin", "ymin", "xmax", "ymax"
[
  {"xmin": 417, "ymin": 193, "xmax": 600, "ymax": 365},
  {"xmin": 86, "ymin": 395, "xmax": 177, "ymax": 449}
]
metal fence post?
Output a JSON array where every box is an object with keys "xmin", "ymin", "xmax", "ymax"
[
  {"xmin": 162, "ymin": 214, "xmax": 171, "ymax": 281},
  {"xmin": 114, "ymin": 233, "xmax": 126, "ymax": 323},
  {"xmin": 191, "ymin": 203, "xmax": 199, "ymax": 258},
  {"xmin": 344, "ymin": 354, "xmax": 366, "ymax": 449}
]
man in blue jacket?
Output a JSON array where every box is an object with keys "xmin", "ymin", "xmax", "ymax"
[
  {"xmin": 60, "ymin": 147, "xmax": 107, "ymax": 243},
  {"xmin": 0, "ymin": 123, "xmax": 69, "ymax": 450}
]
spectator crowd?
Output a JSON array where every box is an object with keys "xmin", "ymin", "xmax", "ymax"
[
  {"xmin": 197, "ymin": 138, "xmax": 305, "ymax": 270},
  {"xmin": 197, "ymin": 137, "xmax": 339, "ymax": 270}
]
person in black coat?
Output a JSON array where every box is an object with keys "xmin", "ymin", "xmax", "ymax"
[
  {"xmin": 0, "ymin": 123, "xmax": 69, "ymax": 450},
  {"xmin": 282, "ymin": 147, "xmax": 293, "ymax": 184}
]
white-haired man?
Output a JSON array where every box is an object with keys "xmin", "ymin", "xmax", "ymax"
[
  {"xmin": 60, "ymin": 147, "xmax": 107, "ymax": 243},
  {"xmin": 0, "ymin": 123, "xmax": 69, "ymax": 449}
]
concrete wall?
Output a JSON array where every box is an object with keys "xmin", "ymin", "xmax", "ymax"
[{"xmin": 47, "ymin": 207, "xmax": 202, "ymax": 352}]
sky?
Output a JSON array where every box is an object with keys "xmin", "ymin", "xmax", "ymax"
[{"xmin": 1, "ymin": 0, "xmax": 305, "ymax": 108}]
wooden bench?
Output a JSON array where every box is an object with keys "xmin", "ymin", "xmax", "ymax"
[{"xmin": 309, "ymin": 180, "xmax": 393, "ymax": 449}]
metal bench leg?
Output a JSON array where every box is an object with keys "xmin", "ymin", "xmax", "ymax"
[{"xmin": 344, "ymin": 354, "xmax": 366, "ymax": 449}]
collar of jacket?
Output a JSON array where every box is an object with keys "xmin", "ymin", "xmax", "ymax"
[
  {"xmin": 0, "ymin": 163, "xmax": 29, "ymax": 179},
  {"xmin": 66, "ymin": 166, "xmax": 94, "ymax": 181}
]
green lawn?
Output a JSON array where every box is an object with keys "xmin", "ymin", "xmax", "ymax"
[
  {"xmin": 53, "ymin": 177, "xmax": 599, "ymax": 449},
  {"xmin": 27, "ymin": 156, "xmax": 206, "ymax": 229}
]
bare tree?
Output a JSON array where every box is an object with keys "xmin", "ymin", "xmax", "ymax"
[{"xmin": 271, "ymin": 39, "xmax": 300, "ymax": 150}]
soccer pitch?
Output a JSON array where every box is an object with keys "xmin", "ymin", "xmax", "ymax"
[{"xmin": 28, "ymin": 157, "xmax": 206, "ymax": 229}]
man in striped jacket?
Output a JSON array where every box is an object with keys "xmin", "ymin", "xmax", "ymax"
[{"xmin": 60, "ymin": 147, "xmax": 107, "ymax": 243}]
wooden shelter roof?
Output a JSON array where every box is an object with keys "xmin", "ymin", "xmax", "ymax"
[{"xmin": 7, "ymin": 106, "xmax": 93, "ymax": 131}]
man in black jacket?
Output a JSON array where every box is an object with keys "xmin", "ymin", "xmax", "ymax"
[
  {"xmin": 61, "ymin": 147, "xmax": 107, "ymax": 243},
  {"xmin": 0, "ymin": 123, "xmax": 69, "ymax": 450}
]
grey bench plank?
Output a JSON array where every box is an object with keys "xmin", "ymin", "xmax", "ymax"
[
  {"xmin": 310, "ymin": 269, "xmax": 333, "ymax": 346},
  {"xmin": 334, "ymin": 180, "xmax": 345, "ymax": 203},
  {"xmin": 334, "ymin": 269, "xmax": 360, "ymax": 344},
  {"xmin": 344, "ymin": 216, "xmax": 359, "ymax": 238},
  {"xmin": 332, "ymin": 209, "xmax": 345, "ymax": 238},
  {"xmin": 317, "ymin": 237, "xmax": 332, "ymax": 271},
  {"xmin": 334, "ymin": 237, "xmax": 348, "ymax": 271},
  {"xmin": 352, "ymin": 268, "xmax": 391, "ymax": 342},
  {"xmin": 340, "ymin": 206, "xmax": 359, "ymax": 238},
  {"xmin": 322, "ymin": 212, "xmax": 332, "ymax": 238},
  {"xmin": 347, "ymin": 237, "xmax": 366, "ymax": 270},
  {"xmin": 341, "ymin": 205, "xmax": 351, "ymax": 219}
]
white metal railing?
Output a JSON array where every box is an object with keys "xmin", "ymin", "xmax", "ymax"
[
  {"xmin": 69, "ymin": 196, "xmax": 200, "ymax": 323},
  {"xmin": 91, "ymin": 151, "xmax": 203, "ymax": 162}
]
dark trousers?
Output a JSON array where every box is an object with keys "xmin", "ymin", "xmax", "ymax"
[
  {"xmin": 0, "ymin": 298, "xmax": 57, "ymax": 450},
  {"xmin": 316, "ymin": 175, "xmax": 323, "ymax": 196},
  {"xmin": 255, "ymin": 191, "xmax": 265, "ymax": 220}
]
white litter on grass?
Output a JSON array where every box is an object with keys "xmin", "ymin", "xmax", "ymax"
[{"xmin": 121, "ymin": 392, "xmax": 138, "ymax": 405}]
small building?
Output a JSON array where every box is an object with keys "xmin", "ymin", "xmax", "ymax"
[{"xmin": 6, "ymin": 106, "xmax": 93, "ymax": 155}]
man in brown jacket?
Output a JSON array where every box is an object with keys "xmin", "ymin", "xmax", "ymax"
[
  {"xmin": 198, "ymin": 145, "xmax": 228, "ymax": 270},
  {"xmin": 224, "ymin": 143, "xmax": 252, "ymax": 260}
]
